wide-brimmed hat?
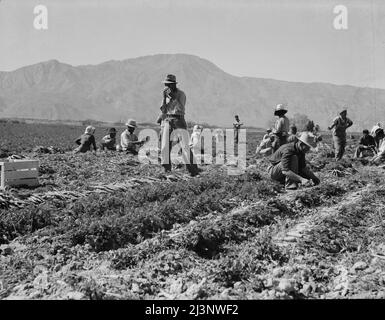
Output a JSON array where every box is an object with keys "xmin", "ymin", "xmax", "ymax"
[
  {"xmin": 108, "ymin": 127, "xmax": 117, "ymax": 134},
  {"xmin": 125, "ymin": 119, "xmax": 137, "ymax": 128},
  {"xmin": 274, "ymin": 104, "xmax": 288, "ymax": 115},
  {"xmin": 162, "ymin": 74, "xmax": 178, "ymax": 84},
  {"xmin": 339, "ymin": 109, "xmax": 347, "ymax": 115},
  {"xmin": 298, "ymin": 132, "xmax": 317, "ymax": 148}
]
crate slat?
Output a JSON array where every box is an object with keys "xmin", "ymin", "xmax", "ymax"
[
  {"xmin": 5, "ymin": 169, "xmax": 39, "ymax": 180},
  {"xmin": 5, "ymin": 178, "xmax": 39, "ymax": 187},
  {"xmin": 3, "ymin": 160, "xmax": 39, "ymax": 171}
]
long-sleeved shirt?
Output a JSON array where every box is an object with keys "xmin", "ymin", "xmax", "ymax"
[
  {"xmin": 329, "ymin": 116, "xmax": 353, "ymax": 137},
  {"xmin": 74, "ymin": 134, "xmax": 97, "ymax": 153},
  {"xmin": 273, "ymin": 116, "xmax": 290, "ymax": 137},
  {"xmin": 120, "ymin": 129, "xmax": 138, "ymax": 151},
  {"xmin": 269, "ymin": 142, "xmax": 306, "ymax": 172},
  {"xmin": 160, "ymin": 88, "xmax": 186, "ymax": 116}
]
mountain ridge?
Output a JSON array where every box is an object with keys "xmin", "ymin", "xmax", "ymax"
[{"xmin": 0, "ymin": 53, "xmax": 384, "ymax": 128}]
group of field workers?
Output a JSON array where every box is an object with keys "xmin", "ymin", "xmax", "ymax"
[
  {"xmin": 72, "ymin": 72, "xmax": 385, "ymax": 187},
  {"xmin": 258, "ymin": 103, "xmax": 385, "ymax": 190},
  {"xmin": 73, "ymin": 119, "xmax": 146, "ymax": 155}
]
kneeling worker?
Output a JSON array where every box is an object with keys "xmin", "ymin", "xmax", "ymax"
[
  {"xmin": 268, "ymin": 132, "xmax": 320, "ymax": 190},
  {"xmin": 121, "ymin": 119, "xmax": 146, "ymax": 154}
]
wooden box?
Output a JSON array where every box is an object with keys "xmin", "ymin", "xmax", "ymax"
[{"xmin": 0, "ymin": 159, "xmax": 40, "ymax": 189}]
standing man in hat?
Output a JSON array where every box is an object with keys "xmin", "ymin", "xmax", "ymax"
[
  {"xmin": 328, "ymin": 109, "xmax": 353, "ymax": 161},
  {"xmin": 272, "ymin": 103, "xmax": 290, "ymax": 152},
  {"xmin": 233, "ymin": 115, "xmax": 243, "ymax": 145},
  {"xmin": 160, "ymin": 74, "xmax": 199, "ymax": 176},
  {"xmin": 268, "ymin": 132, "xmax": 320, "ymax": 190},
  {"xmin": 120, "ymin": 119, "xmax": 144, "ymax": 155}
]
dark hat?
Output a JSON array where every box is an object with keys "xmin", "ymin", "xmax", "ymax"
[
  {"xmin": 108, "ymin": 127, "xmax": 117, "ymax": 134},
  {"xmin": 363, "ymin": 129, "xmax": 369, "ymax": 134},
  {"xmin": 162, "ymin": 74, "xmax": 177, "ymax": 84}
]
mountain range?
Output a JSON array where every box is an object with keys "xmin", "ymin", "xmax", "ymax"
[{"xmin": 1, "ymin": 53, "xmax": 384, "ymax": 129}]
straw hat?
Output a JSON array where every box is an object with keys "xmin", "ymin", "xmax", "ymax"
[
  {"xmin": 125, "ymin": 119, "xmax": 137, "ymax": 128},
  {"xmin": 298, "ymin": 132, "xmax": 317, "ymax": 148}
]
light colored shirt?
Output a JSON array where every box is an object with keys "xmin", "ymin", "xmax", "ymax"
[
  {"xmin": 273, "ymin": 116, "xmax": 290, "ymax": 136},
  {"xmin": 330, "ymin": 116, "xmax": 353, "ymax": 137},
  {"xmin": 120, "ymin": 129, "xmax": 138, "ymax": 151},
  {"xmin": 161, "ymin": 88, "xmax": 186, "ymax": 115}
]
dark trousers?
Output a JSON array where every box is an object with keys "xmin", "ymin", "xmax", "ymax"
[
  {"xmin": 268, "ymin": 155, "xmax": 300, "ymax": 188},
  {"xmin": 354, "ymin": 146, "xmax": 375, "ymax": 158},
  {"xmin": 160, "ymin": 116, "xmax": 198, "ymax": 175},
  {"xmin": 272, "ymin": 134, "xmax": 287, "ymax": 153}
]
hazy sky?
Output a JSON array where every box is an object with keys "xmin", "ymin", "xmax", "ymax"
[{"xmin": 0, "ymin": 0, "xmax": 384, "ymax": 88}]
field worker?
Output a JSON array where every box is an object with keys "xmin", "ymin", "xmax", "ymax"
[
  {"xmin": 370, "ymin": 123, "xmax": 382, "ymax": 136},
  {"xmin": 256, "ymin": 129, "xmax": 274, "ymax": 156},
  {"xmin": 354, "ymin": 129, "xmax": 376, "ymax": 158},
  {"xmin": 287, "ymin": 125, "xmax": 298, "ymax": 143},
  {"xmin": 370, "ymin": 134, "xmax": 385, "ymax": 165},
  {"xmin": 100, "ymin": 127, "xmax": 117, "ymax": 151},
  {"xmin": 74, "ymin": 126, "xmax": 97, "ymax": 153},
  {"xmin": 268, "ymin": 132, "xmax": 320, "ymax": 190},
  {"xmin": 190, "ymin": 125, "xmax": 203, "ymax": 154},
  {"xmin": 160, "ymin": 74, "xmax": 199, "ymax": 176},
  {"xmin": 233, "ymin": 115, "xmax": 243, "ymax": 144},
  {"xmin": 328, "ymin": 109, "xmax": 353, "ymax": 161},
  {"xmin": 263, "ymin": 128, "xmax": 272, "ymax": 140},
  {"xmin": 121, "ymin": 119, "xmax": 145, "ymax": 155},
  {"xmin": 272, "ymin": 104, "xmax": 290, "ymax": 152},
  {"xmin": 371, "ymin": 125, "xmax": 385, "ymax": 150}
]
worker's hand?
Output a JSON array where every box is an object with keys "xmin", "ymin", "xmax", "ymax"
[
  {"xmin": 163, "ymin": 87, "xmax": 170, "ymax": 98},
  {"xmin": 300, "ymin": 178, "xmax": 309, "ymax": 185}
]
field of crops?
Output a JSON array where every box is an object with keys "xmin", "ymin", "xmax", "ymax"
[{"xmin": 1, "ymin": 122, "xmax": 385, "ymax": 300}]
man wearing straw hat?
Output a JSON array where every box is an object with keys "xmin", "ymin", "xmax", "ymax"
[
  {"xmin": 159, "ymin": 74, "xmax": 199, "ymax": 176},
  {"xmin": 328, "ymin": 109, "xmax": 353, "ymax": 161},
  {"xmin": 120, "ymin": 119, "xmax": 144, "ymax": 155},
  {"xmin": 268, "ymin": 132, "xmax": 320, "ymax": 190}
]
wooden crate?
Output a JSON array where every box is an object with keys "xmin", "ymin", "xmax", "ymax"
[{"xmin": 0, "ymin": 159, "xmax": 39, "ymax": 189}]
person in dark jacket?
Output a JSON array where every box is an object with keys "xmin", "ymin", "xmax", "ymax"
[
  {"xmin": 268, "ymin": 132, "xmax": 320, "ymax": 190},
  {"xmin": 74, "ymin": 126, "xmax": 97, "ymax": 153},
  {"xmin": 100, "ymin": 127, "xmax": 117, "ymax": 151},
  {"xmin": 354, "ymin": 129, "xmax": 376, "ymax": 158}
]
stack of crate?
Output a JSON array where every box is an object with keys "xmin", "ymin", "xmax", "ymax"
[{"xmin": 0, "ymin": 159, "xmax": 39, "ymax": 189}]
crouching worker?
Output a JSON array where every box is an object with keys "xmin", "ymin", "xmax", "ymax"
[
  {"xmin": 100, "ymin": 128, "xmax": 117, "ymax": 151},
  {"xmin": 354, "ymin": 129, "xmax": 376, "ymax": 158},
  {"xmin": 121, "ymin": 119, "xmax": 146, "ymax": 155},
  {"xmin": 268, "ymin": 132, "xmax": 320, "ymax": 190},
  {"xmin": 74, "ymin": 126, "xmax": 97, "ymax": 153},
  {"xmin": 256, "ymin": 129, "xmax": 274, "ymax": 156}
]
